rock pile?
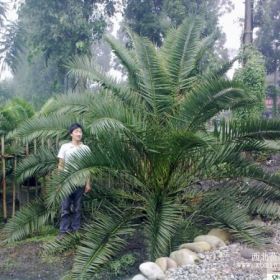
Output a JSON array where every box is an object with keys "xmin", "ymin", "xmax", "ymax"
[{"xmin": 131, "ymin": 228, "xmax": 234, "ymax": 280}]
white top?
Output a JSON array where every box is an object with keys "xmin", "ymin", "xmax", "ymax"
[{"xmin": 57, "ymin": 142, "xmax": 91, "ymax": 166}]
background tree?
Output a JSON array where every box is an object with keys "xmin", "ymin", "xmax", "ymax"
[
  {"xmin": 254, "ymin": 0, "xmax": 280, "ymax": 117},
  {"xmin": 1, "ymin": 0, "xmax": 116, "ymax": 107},
  {"xmin": 255, "ymin": 0, "xmax": 280, "ymax": 75},
  {"xmin": 234, "ymin": 46, "xmax": 266, "ymax": 118},
  {"xmin": 123, "ymin": 0, "xmax": 233, "ymax": 62}
]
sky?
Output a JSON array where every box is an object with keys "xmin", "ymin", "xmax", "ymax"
[
  {"xmin": 219, "ymin": 0, "xmax": 244, "ymax": 56},
  {"xmin": 1, "ymin": 0, "xmax": 245, "ymax": 79}
]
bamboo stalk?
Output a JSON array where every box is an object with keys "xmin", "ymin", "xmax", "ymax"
[
  {"xmin": 56, "ymin": 135, "xmax": 59, "ymax": 150},
  {"xmin": 25, "ymin": 142, "xmax": 29, "ymax": 156},
  {"xmin": 2, "ymin": 135, "xmax": 7, "ymax": 223},
  {"xmin": 34, "ymin": 139, "xmax": 37, "ymax": 154},
  {"xmin": 12, "ymin": 156, "xmax": 17, "ymax": 216},
  {"xmin": 25, "ymin": 141, "xmax": 30, "ymax": 203},
  {"xmin": 33, "ymin": 139, "xmax": 38, "ymax": 196}
]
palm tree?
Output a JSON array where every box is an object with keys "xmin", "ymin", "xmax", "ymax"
[{"xmin": 4, "ymin": 18, "xmax": 280, "ymax": 279}]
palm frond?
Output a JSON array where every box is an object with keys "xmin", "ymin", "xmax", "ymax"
[
  {"xmin": 213, "ymin": 56, "xmax": 239, "ymax": 77},
  {"xmin": 15, "ymin": 147, "xmax": 57, "ymax": 184},
  {"xmin": 105, "ymin": 34, "xmax": 139, "ymax": 89},
  {"xmin": 71, "ymin": 207, "xmax": 136, "ymax": 279},
  {"xmin": 145, "ymin": 194, "xmax": 182, "ymax": 260},
  {"xmin": 162, "ymin": 17, "xmax": 203, "ymax": 90},
  {"xmin": 217, "ymin": 119, "xmax": 280, "ymax": 143},
  {"xmin": 3, "ymin": 198, "xmax": 55, "ymax": 243},
  {"xmin": 43, "ymin": 232, "xmax": 81, "ymax": 256},
  {"xmin": 201, "ymin": 191, "xmax": 269, "ymax": 247},
  {"xmin": 179, "ymin": 79, "xmax": 254, "ymax": 130},
  {"xmin": 87, "ymin": 93, "xmax": 146, "ymax": 136},
  {"xmin": 8, "ymin": 113, "xmax": 78, "ymax": 142},
  {"xmin": 37, "ymin": 92, "xmax": 95, "ymax": 116},
  {"xmin": 66, "ymin": 55, "xmax": 127, "ymax": 94},
  {"xmin": 131, "ymin": 33, "xmax": 173, "ymax": 115},
  {"xmin": 66, "ymin": 55, "xmax": 145, "ymax": 108}
]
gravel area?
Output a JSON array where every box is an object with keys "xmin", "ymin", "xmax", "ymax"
[
  {"xmin": 165, "ymin": 154, "xmax": 280, "ymax": 280},
  {"xmin": 166, "ymin": 222, "xmax": 280, "ymax": 280}
]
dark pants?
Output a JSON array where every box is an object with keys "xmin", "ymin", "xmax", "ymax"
[{"xmin": 60, "ymin": 187, "xmax": 84, "ymax": 233}]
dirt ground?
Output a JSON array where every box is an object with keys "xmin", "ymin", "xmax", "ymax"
[{"xmin": 0, "ymin": 234, "xmax": 73, "ymax": 280}]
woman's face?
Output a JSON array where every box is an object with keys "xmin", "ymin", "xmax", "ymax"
[{"xmin": 71, "ymin": 128, "xmax": 83, "ymax": 141}]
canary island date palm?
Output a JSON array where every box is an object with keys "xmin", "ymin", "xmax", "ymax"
[{"xmin": 5, "ymin": 18, "xmax": 280, "ymax": 279}]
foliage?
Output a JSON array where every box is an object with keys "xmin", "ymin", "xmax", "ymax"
[
  {"xmin": 2, "ymin": 198, "xmax": 55, "ymax": 243},
  {"xmin": 255, "ymin": 0, "xmax": 280, "ymax": 74},
  {"xmin": 2, "ymin": 0, "xmax": 116, "ymax": 106},
  {"xmin": 0, "ymin": 80, "xmax": 15, "ymax": 103},
  {"xmin": 108, "ymin": 253, "xmax": 136, "ymax": 278},
  {"xmin": 11, "ymin": 0, "xmax": 115, "ymax": 68},
  {"xmin": 11, "ymin": 53, "xmax": 65, "ymax": 107},
  {"xmin": 5, "ymin": 18, "xmax": 280, "ymax": 279},
  {"xmin": 234, "ymin": 46, "xmax": 266, "ymax": 118},
  {"xmin": 0, "ymin": 97, "xmax": 34, "ymax": 135},
  {"xmin": 123, "ymin": 0, "xmax": 233, "ymax": 46}
]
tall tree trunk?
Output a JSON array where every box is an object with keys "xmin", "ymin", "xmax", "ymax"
[
  {"xmin": 2, "ymin": 136, "xmax": 7, "ymax": 223},
  {"xmin": 243, "ymin": 0, "xmax": 254, "ymax": 46}
]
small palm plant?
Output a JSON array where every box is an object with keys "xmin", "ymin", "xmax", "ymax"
[{"xmin": 4, "ymin": 18, "xmax": 280, "ymax": 279}]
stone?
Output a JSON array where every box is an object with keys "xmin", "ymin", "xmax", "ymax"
[
  {"xmin": 166, "ymin": 257, "xmax": 177, "ymax": 269},
  {"xmin": 155, "ymin": 257, "xmax": 168, "ymax": 272},
  {"xmin": 132, "ymin": 274, "xmax": 148, "ymax": 280},
  {"xmin": 249, "ymin": 218, "xmax": 266, "ymax": 227},
  {"xmin": 240, "ymin": 247, "xmax": 256, "ymax": 260},
  {"xmin": 207, "ymin": 228, "xmax": 231, "ymax": 244},
  {"xmin": 194, "ymin": 235, "xmax": 226, "ymax": 249},
  {"xmin": 155, "ymin": 257, "xmax": 177, "ymax": 272},
  {"xmin": 139, "ymin": 262, "xmax": 165, "ymax": 280},
  {"xmin": 179, "ymin": 241, "xmax": 212, "ymax": 252},
  {"xmin": 170, "ymin": 249, "xmax": 199, "ymax": 266}
]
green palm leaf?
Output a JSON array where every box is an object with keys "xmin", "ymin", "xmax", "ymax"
[
  {"xmin": 105, "ymin": 33, "xmax": 139, "ymax": 89},
  {"xmin": 15, "ymin": 147, "xmax": 57, "ymax": 184},
  {"xmin": 145, "ymin": 194, "xmax": 182, "ymax": 259},
  {"xmin": 3, "ymin": 198, "xmax": 55, "ymax": 243},
  {"xmin": 43, "ymin": 232, "xmax": 81, "ymax": 256},
  {"xmin": 71, "ymin": 207, "xmax": 136, "ymax": 279},
  {"xmin": 131, "ymin": 33, "xmax": 173, "ymax": 115},
  {"xmin": 162, "ymin": 17, "xmax": 203, "ymax": 90},
  {"xmin": 8, "ymin": 113, "xmax": 78, "ymax": 142},
  {"xmin": 217, "ymin": 119, "xmax": 280, "ymax": 143},
  {"xmin": 201, "ymin": 190, "xmax": 269, "ymax": 246},
  {"xmin": 180, "ymin": 79, "xmax": 254, "ymax": 130}
]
